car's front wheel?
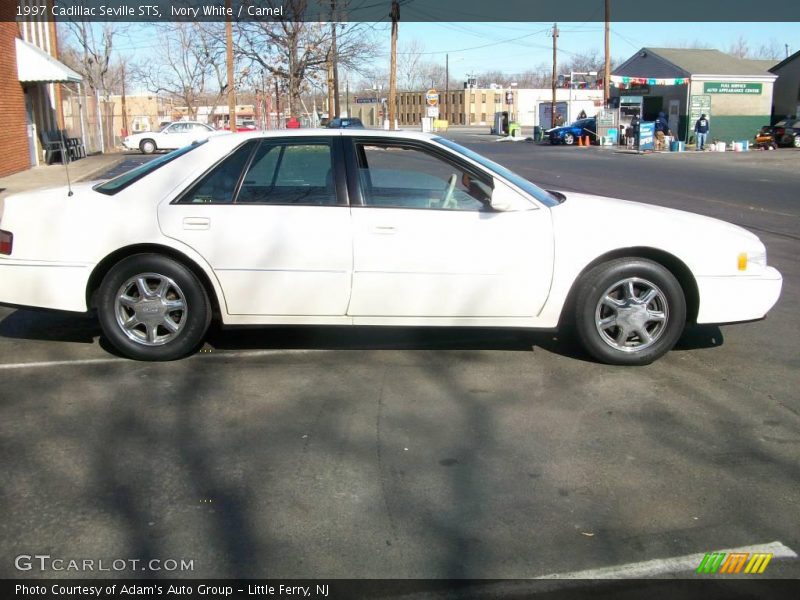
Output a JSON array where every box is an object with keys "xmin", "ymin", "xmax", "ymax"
[
  {"xmin": 97, "ymin": 254, "xmax": 211, "ymax": 361},
  {"xmin": 793, "ymin": 135, "xmax": 800, "ymax": 149},
  {"xmin": 139, "ymin": 139, "xmax": 157, "ymax": 154},
  {"xmin": 563, "ymin": 133, "xmax": 575, "ymax": 145},
  {"xmin": 573, "ymin": 258, "xmax": 686, "ymax": 365}
]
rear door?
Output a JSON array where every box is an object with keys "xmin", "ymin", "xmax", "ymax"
[{"xmin": 158, "ymin": 136, "xmax": 353, "ymax": 316}]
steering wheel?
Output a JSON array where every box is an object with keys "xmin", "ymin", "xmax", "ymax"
[{"xmin": 440, "ymin": 174, "xmax": 458, "ymax": 209}]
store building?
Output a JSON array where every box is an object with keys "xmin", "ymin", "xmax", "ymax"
[
  {"xmin": 612, "ymin": 48, "xmax": 776, "ymax": 143},
  {"xmin": 769, "ymin": 50, "xmax": 800, "ymax": 121},
  {"xmin": 346, "ymin": 87, "xmax": 603, "ymax": 129}
]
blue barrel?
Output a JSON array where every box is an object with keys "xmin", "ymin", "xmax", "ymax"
[{"xmin": 670, "ymin": 140, "xmax": 684, "ymax": 152}]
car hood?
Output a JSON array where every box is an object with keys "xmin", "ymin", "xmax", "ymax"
[{"xmin": 549, "ymin": 191, "xmax": 764, "ymax": 276}]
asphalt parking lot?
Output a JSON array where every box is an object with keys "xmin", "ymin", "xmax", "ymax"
[{"xmin": 1, "ymin": 136, "xmax": 798, "ymax": 583}]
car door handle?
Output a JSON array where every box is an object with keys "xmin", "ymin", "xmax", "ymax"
[
  {"xmin": 370, "ymin": 225, "xmax": 397, "ymax": 235},
  {"xmin": 183, "ymin": 217, "xmax": 210, "ymax": 230}
]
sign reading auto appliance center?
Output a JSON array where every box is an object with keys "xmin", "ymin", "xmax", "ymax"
[{"xmin": 703, "ymin": 82, "xmax": 763, "ymax": 94}]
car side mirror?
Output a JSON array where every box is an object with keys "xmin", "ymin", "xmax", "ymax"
[{"xmin": 489, "ymin": 178, "xmax": 535, "ymax": 212}]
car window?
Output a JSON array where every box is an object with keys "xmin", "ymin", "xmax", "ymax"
[
  {"xmin": 168, "ymin": 123, "xmax": 187, "ymax": 133},
  {"xmin": 94, "ymin": 140, "xmax": 209, "ymax": 196},
  {"xmin": 355, "ymin": 142, "xmax": 491, "ymax": 211},
  {"xmin": 176, "ymin": 141, "xmax": 257, "ymax": 204},
  {"xmin": 433, "ymin": 136, "xmax": 560, "ymax": 207},
  {"xmin": 237, "ymin": 140, "xmax": 337, "ymax": 205}
]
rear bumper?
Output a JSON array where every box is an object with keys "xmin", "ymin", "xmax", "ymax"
[
  {"xmin": 0, "ymin": 259, "xmax": 92, "ymax": 313},
  {"xmin": 696, "ymin": 266, "xmax": 782, "ymax": 324}
]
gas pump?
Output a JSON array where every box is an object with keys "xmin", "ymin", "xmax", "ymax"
[{"xmin": 618, "ymin": 96, "xmax": 643, "ymax": 147}]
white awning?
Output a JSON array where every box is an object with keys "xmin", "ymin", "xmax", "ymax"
[{"xmin": 16, "ymin": 37, "xmax": 82, "ymax": 84}]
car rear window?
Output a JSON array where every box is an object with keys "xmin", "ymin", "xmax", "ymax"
[{"xmin": 93, "ymin": 140, "xmax": 208, "ymax": 195}]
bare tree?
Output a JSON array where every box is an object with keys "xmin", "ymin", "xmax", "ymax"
[
  {"xmin": 397, "ymin": 38, "xmax": 426, "ymax": 91},
  {"xmin": 59, "ymin": 21, "xmax": 126, "ymax": 96},
  {"xmin": 728, "ymin": 35, "xmax": 750, "ymax": 59},
  {"xmin": 235, "ymin": 0, "xmax": 376, "ymax": 115},
  {"xmin": 133, "ymin": 23, "xmax": 228, "ymax": 121}
]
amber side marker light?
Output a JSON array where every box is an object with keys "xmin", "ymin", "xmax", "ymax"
[
  {"xmin": 737, "ymin": 253, "xmax": 748, "ymax": 271},
  {"xmin": 0, "ymin": 230, "xmax": 12, "ymax": 255}
]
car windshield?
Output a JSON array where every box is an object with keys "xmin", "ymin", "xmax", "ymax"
[
  {"xmin": 93, "ymin": 140, "xmax": 208, "ymax": 195},
  {"xmin": 158, "ymin": 123, "xmax": 171, "ymax": 132},
  {"xmin": 433, "ymin": 137, "xmax": 561, "ymax": 207}
]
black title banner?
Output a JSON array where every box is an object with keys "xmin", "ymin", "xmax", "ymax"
[{"xmin": 6, "ymin": 0, "xmax": 800, "ymax": 22}]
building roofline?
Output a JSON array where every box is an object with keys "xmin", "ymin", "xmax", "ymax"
[{"xmin": 769, "ymin": 49, "xmax": 800, "ymax": 73}]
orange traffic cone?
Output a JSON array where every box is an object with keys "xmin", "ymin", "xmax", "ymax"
[
  {"xmin": 584, "ymin": 135, "xmax": 591, "ymax": 146},
  {"xmin": 577, "ymin": 136, "xmax": 583, "ymax": 146}
]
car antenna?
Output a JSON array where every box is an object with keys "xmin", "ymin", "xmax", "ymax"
[{"xmin": 61, "ymin": 141, "xmax": 73, "ymax": 197}]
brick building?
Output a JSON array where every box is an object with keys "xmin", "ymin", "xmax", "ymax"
[
  {"xmin": 0, "ymin": 22, "xmax": 31, "ymax": 177},
  {"xmin": 1, "ymin": 1, "xmax": 83, "ymax": 177}
]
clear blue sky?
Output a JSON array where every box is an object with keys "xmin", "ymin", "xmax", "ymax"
[
  {"xmin": 112, "ymin": 21, "xmax": 797, "ymax": 86},
  {"xmin": 372, "ymin": 22, "xmax": 796, "ymax": 79}
]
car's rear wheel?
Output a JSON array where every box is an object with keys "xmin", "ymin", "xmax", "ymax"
[
  {"xmin": 573, "ymin": 258, "xmax": 686, "ymax": 365},
  {"xmin": 97, "ymin": 254, "xmax": 211, "ymax": 361},
  {"xmin": 563, "ymin": 133, "xmax": 575, "ymax": 145},
  {"xmin": 793, "ymin": 135, "xmax": 800, "ymax": 149},
  {"xmin": 140, "ymin": 139, "xmax": 156, "ymax": 154}
]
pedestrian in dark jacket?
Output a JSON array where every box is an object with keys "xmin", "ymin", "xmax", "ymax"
[
  {"xmin": 655, "ymin": 111, "xmax": 671, "ymax": 149},
  {"xmin": 694, "ymin": 114, "xmax": 709, "ymax": 150}
]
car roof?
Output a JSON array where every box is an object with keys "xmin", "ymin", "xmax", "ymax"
[{"xmin": 206, "ymin": 128, "xmax": 441, "ymax": 151}]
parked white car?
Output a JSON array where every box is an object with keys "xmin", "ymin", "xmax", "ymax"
[
  {"xmin": 121, "ymin": 121, "xmax": 217, "ymax": 154},
  {"xmin": 0, "ymin": 130, "xmax": 782, "ymax": 364}
]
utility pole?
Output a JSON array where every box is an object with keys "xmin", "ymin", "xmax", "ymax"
[
  {"xmin": 551, "ymin": 23, "xmax": 559, "ymax": 128},
  {"xmin": 604, "ymin": 0, "xmax": 611, "ymax": 107},
  {"xmin": 121, "ymin": 62, "xmax": 128, "ymax": 136},
  {"xmin": 786, "ymin": 44, "xmax": 790, "ymax": 59},
  {"xmin": 226, "ymin": 0, "xmax": 236, "ymax": 131},
  {"xmin": 388, "ymin": 0, "xmax": 400, "ymax": 130},
  {"xmin": 331, "ymin": 1, "xmax": 340, "ymax": 118},
  {"xmin": 444, "ymin": 53, "xmax": 449, "ymax": 123},
  {"xmin": 274, "ymin": 80, "xmax": 281, "ymax": 126}
]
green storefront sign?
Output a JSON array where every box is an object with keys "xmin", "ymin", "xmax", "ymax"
[{"xmin": 703, "ymin": 82, "xmax": 762, "ymax": 94}]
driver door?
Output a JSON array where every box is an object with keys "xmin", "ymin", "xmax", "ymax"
[{"xmin": 348, "ymin": 139, "xmax": 552, "ymax": 318}]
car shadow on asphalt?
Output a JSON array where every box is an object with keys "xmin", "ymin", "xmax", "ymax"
[
  {"xmin": 0, "ymin": 308, "xmax": 100, "ymax": 344},
  {"xmin": 0, "ymin": 308, "xmax": 723, "ymax": 363}
]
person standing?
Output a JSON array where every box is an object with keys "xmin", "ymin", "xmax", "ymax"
[
  {"xmin": 694, "ymin": 113, "xmax": 709, "ymax": 151},
  {"xmin": 655, "ymin": 111, "xmax": 671, "ymax": 150}
]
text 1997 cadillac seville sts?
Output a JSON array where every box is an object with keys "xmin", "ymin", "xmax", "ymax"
[{"xmin": 0, "ymin": 130, "xmax": 782, "ymax": 364}]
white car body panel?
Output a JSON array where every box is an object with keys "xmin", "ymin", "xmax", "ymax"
[{"xmin": 0, "ymin": 129, "xmax": 782, "ymax": 335}]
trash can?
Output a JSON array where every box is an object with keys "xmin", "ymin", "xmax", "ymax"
[
  {"xmin": 508, "ymin": 122, "xmax": 521, "ymax": 138},
  {"xmin": 533, "ymin": 126, "xmax": 543, "ymax": 142}
]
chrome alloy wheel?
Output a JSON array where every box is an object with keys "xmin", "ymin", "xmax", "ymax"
[
  {"xmin": 115, "ymin": 273, "xmax": 187, "ymax": 346},
  {"xmin": 594, "ymin": 277, "xmax": 669, "ymax": 353}
]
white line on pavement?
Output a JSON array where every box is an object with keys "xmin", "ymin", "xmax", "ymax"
[
  {"xmin": 536, "ymin": 540, "xmax": 797, "ymax": 579},
  {"xmin": 0, "ymin": 349, "xmax": 327, "ymax": 371}
]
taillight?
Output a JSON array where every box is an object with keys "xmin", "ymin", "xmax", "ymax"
[{"xmin": 0, "ymin": 230, "xmax": 12, "ymax": 255}]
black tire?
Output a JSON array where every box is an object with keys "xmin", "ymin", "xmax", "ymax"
[
  {"xmin": 140, "ymin": 139, "xmax": 156, "ymax": 154},
  {"xmin": 573, "ymin": 258, "xmax": 686, "ymax": 365},
  {"xmin": 563, "ymin": 133, "xmax": 575, "ymax": 145},
  {"xmin": 97, "ymin": 254, "xmax": 211, "ymax": 361},
  {"xmin": 793, "ymin": 135, "xmax": 800, "ymax": 149}
]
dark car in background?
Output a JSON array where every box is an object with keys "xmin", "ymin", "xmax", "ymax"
[
  {"xmin": 772, "ymin": 119, "xmax": 800, "ymax": 148},
  {"xmin": 327, "ymin": 117, "xmax": 365, "ymax": 129},
  {"xmin": 548, "ymin": 117, "xmax": 596, "ymax": 145}
]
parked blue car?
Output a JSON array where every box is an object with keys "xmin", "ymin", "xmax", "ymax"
[{"xmin": 548, "ymin": 117, "xmax": 597, "ymax": 145}]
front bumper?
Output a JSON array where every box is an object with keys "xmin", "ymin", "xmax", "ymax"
[
  {"xmin": 0, "ymin": 259, "xmax": 92, "ymax": 313},
  {"xmin": 695, "ymin": 266, "xmax": 783, "ymax": 324}
]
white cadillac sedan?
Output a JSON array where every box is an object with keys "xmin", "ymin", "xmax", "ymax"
[
  {"xmin": 121, "ymin": 121, "xmax": 217, "ymax": 154},
  {"xmin": 0, "ymin": 130, "xmax": 782, "ymax": 364}
]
